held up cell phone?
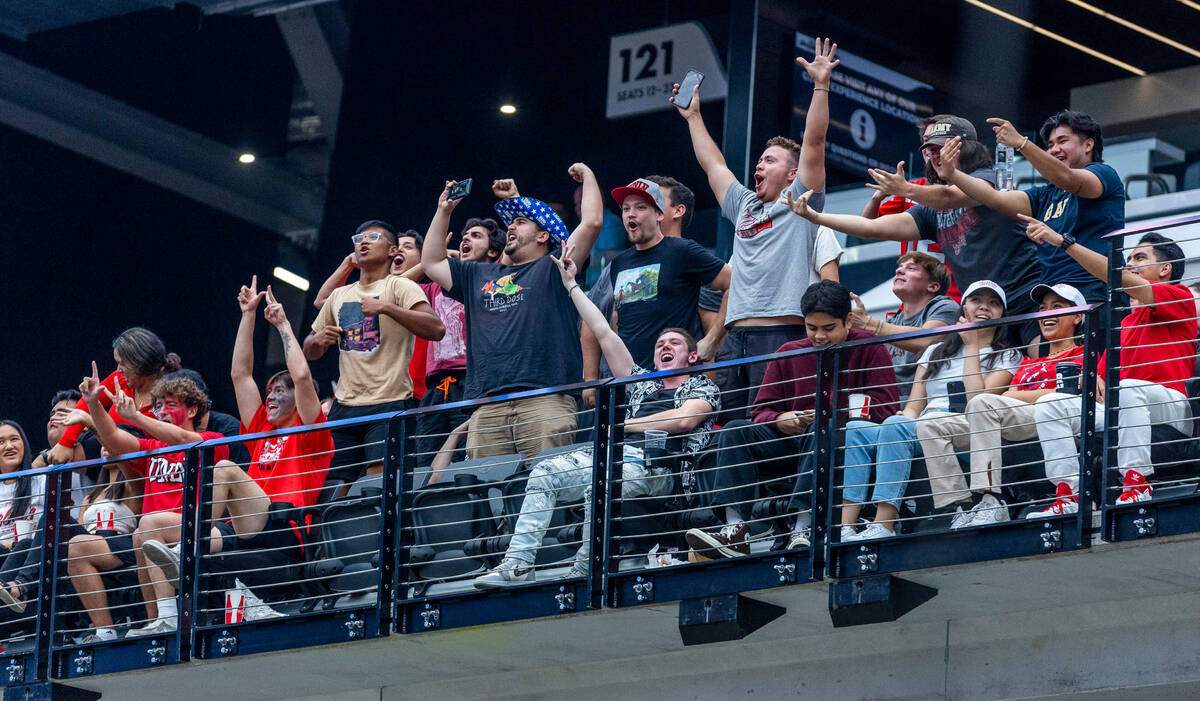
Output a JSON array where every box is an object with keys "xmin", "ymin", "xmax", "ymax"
[
  {"xmin": 447, "ymin": 178, "xmax": 472, "ymax": 200},
  {"xmin": 673, "ymin": 70, "xmax": 705, "ymax": 110}
]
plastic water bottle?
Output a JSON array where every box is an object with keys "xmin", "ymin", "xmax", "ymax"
[{"xmin": 995, "ymin": 143, "xmax": 1015, "ymax": 191}]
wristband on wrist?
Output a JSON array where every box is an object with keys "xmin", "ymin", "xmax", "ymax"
[
  {"xmin": 1017, "ymin": 136, "xmax": 1029, "ymax": 151},
  {"xmin": 39, "ymin": 449, "xmax": 49, "ymax": 464},
  {"xmin": 813, "ymin": 86, "xmax": 830, "ymax": 93},
  {"xmin": 566, "ymin": 283, "xmax": 580, "ymax": 295}
]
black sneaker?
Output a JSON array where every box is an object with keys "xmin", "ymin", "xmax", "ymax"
[{"xmin": 685, "ymin": 522, "xmax": 750, "ymax": 559}]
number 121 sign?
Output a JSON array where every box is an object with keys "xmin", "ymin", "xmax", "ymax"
[{"xmin": 606, "ymin": 21, "xmax": 728, "ymax": 119}]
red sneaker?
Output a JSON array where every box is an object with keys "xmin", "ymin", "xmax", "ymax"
[
  {"xmin": 1026, "ymin": 482, "xmax": 1079, "ymax": 518},
  {"xmin": 1116, "ymin": 469, "xmax": 1153, "ymax": 504}
]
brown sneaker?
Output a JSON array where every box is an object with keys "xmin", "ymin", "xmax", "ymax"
[{"xmin": 685, "ymin": 522, "xmax": 750, "ymax": 559}]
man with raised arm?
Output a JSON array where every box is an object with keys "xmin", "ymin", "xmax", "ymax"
[
  {"xmin": 785, "ymin": 114, "xmax": 1042, "ymax": 346},
  {"xmin": 474, "ymin": 244, "xmax": 719, "ymax": 587},
  {"xmin": 421, "ymin": 165, "xmax": 603, "ymax": 458},
  {"xmin": 75, "ymin": 368, "xmax": 228, "ymax": 636},
  {"xmin": 1024, "ymin": 223, "xmax": 1195, "ymax": 506},
  {"xmin": 672, "ymin": 37, "xmax": 839, "ymax": 420},
  {"xmin": 303, "ymin": 220, "xmax": 444, "ymax": 487},
  {"xmin": 932, "ymin": 110, "xmax": 1124, "ymax": 303}
]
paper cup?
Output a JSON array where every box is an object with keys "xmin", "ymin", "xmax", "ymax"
[
  {"xmin": 644, "ymin": 430, "xmax": 668, "ymax": 451},
  {"xmin": 848, "ymin": 393, "xmax": 871, "ymax": 420},
  {"xmin": 225, "ymin": 588, "xmax": 246, "ymax": 624}
]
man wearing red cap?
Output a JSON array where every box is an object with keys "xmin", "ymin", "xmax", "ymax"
[{"xmin": 607, "ymin": 177, "xmax": 730, "ymax": 369}]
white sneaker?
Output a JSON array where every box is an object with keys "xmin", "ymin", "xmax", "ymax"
[
  {"xmin": 125, "ymin": 617, "xmax": 176, "ymax": 638},
  {"xmin": 236, "ymin": 579, "xmax": 285, "ymax": 620},
  {"xmin": 839, "ymin": 525, "xmax": 858, "ymax": 542},
  {"xmin": 969, "ymin": 494, "xmax": 1010, "ymax": 526},
  {"xmin": 949, "ymin": 505, "xmax": 973, "ymax": 530},
  {"xmin": 473, "ymin": 558, "xmax": 534, "ymax": 590},
  {"xmin": 851, "ymin": 522, "xmax": 896, "ymax": 541},
  {"xmin": 142, "ymin": 540, "xmax": 181, "ymax": 582}
]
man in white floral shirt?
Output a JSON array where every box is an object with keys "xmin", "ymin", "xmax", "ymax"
[{"xmin": 475, "ymin": 244, "xmax": 719, "ymax": 588}]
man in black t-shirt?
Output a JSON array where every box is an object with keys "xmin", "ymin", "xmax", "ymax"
[
  {"xmin": 422, "ymin": 165, "xmax": 604, "ymax": 459},
  {"xmin": 608, "ymin": 178, "xmax": 730, "ymax": 368}
]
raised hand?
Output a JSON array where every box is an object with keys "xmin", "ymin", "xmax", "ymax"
[
  {"xmin": 987, "ymin": 118, "xmax": 1024, "ymax": 149},
  {"xmin": 492, "ymin": 178, "xmax": 520, "ymax": 199},
  {"xmin": 79, "ymin": 361, "xmax": 103, "ymax": 402},
  {"xmin": 670, "ymin": 81, "xmax": 700, "ymax": 119},
  {"xmin": 567, "ymin": 163, "xmax": 591, "ymax": 183},
  {"xmin": 936, "ymin": 136, "xmax": 962, "ymax": 180},
  {"xmin": 438, "ymin": 180, "xmax": 463, "ymax": 212},
  {"xmin": 849, "ymin": 293, "xmax": 872, "ymax": 331},
  {"xmin": 238, "ymin": 275, "xmax": 267, "ymax": 314},
  {"xmin": 796, "ymin": 36, "xmax": 839, "ymax": 86},
  {"xmin": 263, "ymin": 285, "xmax": 288, "ymax": 327},
  {"xmin": 104, "ymin": 384, "xmax": 139, "ymax": 421},
  {"xmin": 866, "ymin": 161, "xmax": 909, "ymax": 198},
  {"xmin": 785, "ymin": 189, "xmax": 818, "ymax": 220},
  {"xmin": 549, "ymin": 243, "xmax": 579, "ymax": 287},
  {"xmin": 1018, "ymin": 213, "xmax": 1063, "ymax": 247},
  {"xmin": 343, "ymin": 251, "xmax": 360, "ymax": 269},
  {"xmin": 61, "ymin": 409, "xmax": 93, "ymax": 429}
]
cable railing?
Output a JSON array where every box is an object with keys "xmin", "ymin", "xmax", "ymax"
[{"xmin": 4, "ymin": 214, "xmax": 1200, "ymax": 687}]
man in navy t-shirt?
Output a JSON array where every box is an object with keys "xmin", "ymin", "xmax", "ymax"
[
  {"xmin": 933, "ymin": 110, "xmax": 1124, "ymax": 303},
  {"xmin": 607, "ymin": 178, "xmax": 730, "ymax": 369}
]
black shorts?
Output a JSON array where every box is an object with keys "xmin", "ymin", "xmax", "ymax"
[
  {"xmin": 97, "ymin": 532, "xmax": 137, "ymax": 568},
  {"xmin": 326, "ymin": 398, "xmax": 414, "ymax": 483}
]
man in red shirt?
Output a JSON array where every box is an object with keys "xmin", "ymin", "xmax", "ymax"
[
  {"xmin": 78, "ymin": 369, "xmax": 228, "ymax": 638},
  {"xmin": 1027, "ymin": 227, "xmax": 1196, "ymax": 506}
]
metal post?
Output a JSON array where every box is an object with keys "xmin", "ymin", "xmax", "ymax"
[
  {"xmin": 598, "ymin": 384, "xmax": 624, "ymax": 609},
  {"xmin": 179, "ymin": 445, "xmax": 207, "ymax": 662},
  {"xmin": 813, "ymin": 348, "xmax": 838, "ymax": 578},
  {"xmin": 1102, "ymin": 241, "xmax": 1123, "ymax": 511},
  {"xmin": 1077, "ymin": 306, "xmax": 1103, "ymax": 546},
  {"xmin": 396, "ymin": 414, "xmax": 417, "ymax": 627},
  {"xmin": 34, "ymin": 469, "xmax": 69, "ymax": 682},
  {"xmin": 379, "ymin": 413, "xmax": 405, "ymax": 635},
  {"xmin": 717, "ymin": 0, "xmax": 759, "ymax": 260}
]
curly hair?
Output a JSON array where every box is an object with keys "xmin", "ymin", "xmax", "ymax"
[{"xmin": 151, "ymin": 376, "xmax": 210, "ymax": 426}]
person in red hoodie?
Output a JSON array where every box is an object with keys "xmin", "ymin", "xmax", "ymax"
[
  {"xmin": 1026, "ymin": 227, "xmax": 1197, "ymax": 506},
  {"xmin": 686, "ymin": 281, "xmax": 897, "ymax": 558}
]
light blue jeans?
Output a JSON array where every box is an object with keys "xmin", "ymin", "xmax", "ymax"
[
  {"xmin": 506, "ymin": 445, "xmax": 671, "ymax": 571},
  {"xmin": 840, "ymin": 414, "xmax": 918, "ymax": 507}
]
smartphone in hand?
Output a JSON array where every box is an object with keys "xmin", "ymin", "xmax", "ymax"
[
  {"xmin": 673, "ymin": 70, "xmax": 705, "ymax": 110},
  {"xmin": 448, "ymin": 178, "xmax": 473, "ymax": 200}
]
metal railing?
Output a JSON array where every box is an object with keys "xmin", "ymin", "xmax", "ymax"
[{"xmin": 3, "ymin": 213, "xmax": 1200, "ymax": 688}]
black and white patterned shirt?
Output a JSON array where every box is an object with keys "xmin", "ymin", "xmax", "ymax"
[{"xmin": 625, "ymin": 364, "xmax": 720, "ymax": 455}]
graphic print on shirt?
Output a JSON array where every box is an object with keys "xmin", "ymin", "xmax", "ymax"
[
  {"xmin": 480, "ymin": 274, "xmax": 525, "ymax": 312},
  {"xmin": 146, "ymin": 454, "xmax": 185, "ymax": 485},
  {"xmin": 735, "ymin": 207, "xmax": 772, "ymax": 239},
  {"xmin": 934, "ymin": 207, "xmax": 979, "ymax": 255},
  {"xmin": 431, "ymin": 292, "xmax": 467, "ymax": 364},
  {"xmin": 255, "ymin": 435, "xmax": 290, "ymax": 472},
  {"xmin": 337, "ymin": 301, "xmax": 380, "ymax": 353},
  {"xmin": 613, "ymin": 264, "xmax": 661, "ymax": 306}
]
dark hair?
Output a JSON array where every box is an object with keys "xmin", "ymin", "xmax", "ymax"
[
  {"xmin": 265, "ymin": 370, "xmax": 320, "ymax": 398},
  {"xmin": 897, "ymin": 251, "xmax": 951, "ymax": 296},
  {"xmin": 1138, "ymin": 231, "xmax": 1185, "ymax": 282},
  {"xmin": 765, "ymin": 136, "xmax": 801, "ymax": 167},
  {"xmin": 463, "ymin": 217, "xmax": 506, "ymax": 259},
  {"xmin": 657, "ymin": 327, "xmax": 699, "ymax": 355},
  {"xmin": 1039, "ymin": 110, "xmax": 1103, "ymax": 163},
  {"xmin": 0, "ymin": 420, "xmax": 35, "ymax": 526},
  {"xmin": 924, "ymin": 289, "xmax": 1014, "ymax": 377},
  {"xmin": 925, "ymin": 139, "xmax": 992, "ymax": 185},
  {"xmin": 112, "ymin": 327, "xmax": 181, "ymax": 379},
  {"xmin": 355, "ymin": 219, "xmax": 398, "ymax": 244},
  {"xmin": 800, "ymin": 281, "xmax": 852, "ymax": 319},
  {"xmin": 50, "ymin": 389, "xmax": 82, "ymax": 408},
  {"xmin": 398, "ymin": 229, "xmax": 424, "ymax": 249},
  {"xmin": 646, "ymin": 175, "xmax": 695, "ymax": 230}
]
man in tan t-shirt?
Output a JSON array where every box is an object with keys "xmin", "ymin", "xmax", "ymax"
[{"xmin": 303, "ymin": 219, "xmax": 445, "ymax": 485}]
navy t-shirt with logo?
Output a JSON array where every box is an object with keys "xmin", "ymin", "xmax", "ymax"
[
  {"xmin": 447, "ymin": 255, "xmax": 582, "ymax": 399},
  {"xmin": 1023, "ymin": 162, "xmax": 1125, "ymax": 287},
  {"xmin": 609, "ymin": 237, "xmax": 724, "ymax": 368}
]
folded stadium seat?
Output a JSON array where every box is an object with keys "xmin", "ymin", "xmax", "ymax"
[
  {"xmin": 295, "ymin": 484, "xmax": 386, "ymax": 609},
  {"xmin": 406, "ymin": 473, "xmax": 497, "ymax": 597},
  {"xmin": 414, "ymin": 452, "xmax": 527, "ymax": 490}
]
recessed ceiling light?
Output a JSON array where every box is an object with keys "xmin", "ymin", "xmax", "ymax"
[
  {"xmin": 238, "ymin": 153, "xmax": 256, "ymax": 164},
  {"xmin": 499, "ymin": 104, "xmax": 517, "ymax": 115}
]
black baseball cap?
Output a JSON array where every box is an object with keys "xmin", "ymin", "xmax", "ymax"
[{"xmin": 921, "ymin": 116, "xmax": 978, "ymax": 149}]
